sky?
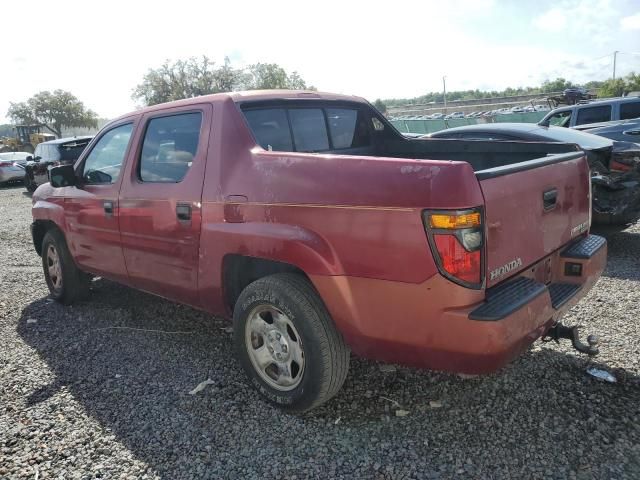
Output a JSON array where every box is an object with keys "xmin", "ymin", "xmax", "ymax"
[{"xmin": 1, "ymin": 0, "xmax": 639, "ymax": 123}]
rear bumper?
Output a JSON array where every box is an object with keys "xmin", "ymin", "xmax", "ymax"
[{"xmin": 311, "ymin": 234, "xmax": 606, "ymax": 374}]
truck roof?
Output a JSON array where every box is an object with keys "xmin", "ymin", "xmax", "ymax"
[{"xmin": 113, "ymin": 90, "xmax": 367, "ymax": 123}]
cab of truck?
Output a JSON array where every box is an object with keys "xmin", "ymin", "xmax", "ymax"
[{"xmin": 539, "ymin": 97, "xmax": 640, "ymax": 128}]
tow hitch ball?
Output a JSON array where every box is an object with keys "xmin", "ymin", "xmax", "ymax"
[{"xmin": 543, "ymin": 322, "xmax": 599, "ymax": 356}]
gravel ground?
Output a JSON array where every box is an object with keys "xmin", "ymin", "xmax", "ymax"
[{"xmin": 1, "ymin": 184, "xmax": 639, "ymax": 480}]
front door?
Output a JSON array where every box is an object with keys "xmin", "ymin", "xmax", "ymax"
[
  {"xmin": 118, "ymin": 105, "xmax": 212, "ymax": 307},
  {"xmin": 64, "ymin": 121, "xmax": 136, "ymax": 283}
]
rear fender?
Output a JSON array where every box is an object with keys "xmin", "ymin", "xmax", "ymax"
[{"xmin": 198, "ymin": 221, "xmax": 341, "ymax": 315}]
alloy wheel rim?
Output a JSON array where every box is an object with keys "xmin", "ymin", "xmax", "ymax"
[
  {"xmin": 245, "ymin": 304, "xmax": 305, "ymax": 391},
  {"xmin": 46, "ymin": 245, "xmax": 62, "ymax": 291}
]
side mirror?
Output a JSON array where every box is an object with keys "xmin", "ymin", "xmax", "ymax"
[
  {"xmin": 34, "ymin": 156, "xmax": 42, "ymax": 162},
  {"xmin": 49, "ymin": 164, "xmax": 77, "ymax": 188},
  {"xmin": 26, "ymin": 155, "xmax": 33, "ymax": 162}
]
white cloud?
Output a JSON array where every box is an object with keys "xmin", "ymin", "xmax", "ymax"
[
  {"xmin": 621, "ymin": 12, "xmax": 640, "ymax": 30},
  {"xmin": 0, "ymin": 0, "xmax": 636, "ymax": 124},
  {"xmin": 533, "ymin": 8, "xmax": 566, "ymax": 31},
  {"xmin": 532, "ymin": 0, "xmax": 617, "ymax": 45}
]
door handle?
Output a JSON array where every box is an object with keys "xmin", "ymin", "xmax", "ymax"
[
  {"xmin": 176, "ymin": 203, "xmax": 192, "ymax": 221},
  {"xmin": 543, "ymin": 188, "xmax": 557, "ymax": 211},
  {"xmin": 103, "ymin": 200, "xmax": 114, "ymax": 217}
]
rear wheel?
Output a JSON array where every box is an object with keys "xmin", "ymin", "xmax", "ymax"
[
  {"xmin": 41, "ymin": 229, "xmax": 90, "ymax": 305},
  {"xmin": 233, "ymin": 273, "xmax": 350, "ymax": 412}
]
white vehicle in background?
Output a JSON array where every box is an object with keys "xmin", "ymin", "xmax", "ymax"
[
  {"xmin": 430, "ymin": 113, "xmax": 445, "ymax": 119},
  {"xmin": 0, "ymin": 152, "xmax": 32, "ymax": 186},
  {"xmin": 534, "ymin": 104, "xmax": 551, "ymax": 112}
]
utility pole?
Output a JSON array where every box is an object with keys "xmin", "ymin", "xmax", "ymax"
[
  {"xmin": 443, "ymin": 76, "xmax": 447, "ymax": 114},
  {"xmin": 613, "ymin": 50, "xmax": 619, "ymax": 80}
]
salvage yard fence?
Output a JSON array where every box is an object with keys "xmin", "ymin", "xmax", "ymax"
[{"xmin": 390, "ymin": 111, "xmax": 547, "ymax": 135}]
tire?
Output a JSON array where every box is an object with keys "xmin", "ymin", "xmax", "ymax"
[
  {"xmin": 24, "ymin": 173, "xmax": 37, "ymax": 193},
  {"xmin": 233, "ymin": 273, "xmax": 350, "ymax": 412},
  {"xmin": 41, "ymin": 229, "xmax": 90, "ymax": 305}
]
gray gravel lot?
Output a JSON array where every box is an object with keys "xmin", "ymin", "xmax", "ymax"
[{"xmin": 1, "ymin": 185, "xmax": 639, "ymax": 479}]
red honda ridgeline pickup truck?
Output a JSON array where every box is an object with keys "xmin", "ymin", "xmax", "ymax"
[{"xmin": 32, "ymin": 91, "xmax": 606, "ymax": 411}]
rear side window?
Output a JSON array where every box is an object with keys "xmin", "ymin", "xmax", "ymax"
[
  {"xmin": 289, "ymin": 109, "xmax": 329, "ymax": 151},
  {"xmin": 575, "ymin": 105, "xmax": 611, "ymax": 125},
  {"xmin": 244, "ymin": 109, "xmax": 293, "ymax": 151},
  {"xmin": 620, "ymin": 101, "xmax": 640, "ymax": 120},
  {"xmin": 139, "ymin": 112, "xmax": 202, "ymax": 183}
]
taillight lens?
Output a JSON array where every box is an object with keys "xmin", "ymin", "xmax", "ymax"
[
  {"xmin": 423, "ymin": 209, "xmax": 484, "ymax": 288},
  {"xmin": 0, "ymin": 161, "xmax": 13, "ymax": 167},
  {"xmin": 433, "ymin": 235, "xmax": 481, "ymax": 284}
]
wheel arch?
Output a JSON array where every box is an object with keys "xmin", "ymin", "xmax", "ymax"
[
  {"xmin": 31, "ymin": 219, "xmax": 64, "ymax": 256},
  {"xmin": 222, "ymin": 255, "xmax": 313, "ymax": 315}
]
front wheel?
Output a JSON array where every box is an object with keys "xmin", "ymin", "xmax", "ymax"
[
  {"xmin": 41, "ymin": 229, "xmax": 90, "ymax": 305},
  {"xmin": 233, "ymin": 273, "xmax": 350, "ymax": 412},
  {"xmin": 24, "ymin": 173, "xmax": 37, "ymax": 192}
]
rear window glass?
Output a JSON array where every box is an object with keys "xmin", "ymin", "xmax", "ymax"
[
  {"xmin": 620, "ymin": 101, "xmax": 640, "ymax": 120},
  {"xmin": 326, "ymin": 108, "xmax": 371, "ymax": 149},
  {"xmin": 575, "ymin": 105, "xmax": 611, "ymax": 125},
  {"xmin": 59, "ymin": 139, "xmax": 91, "ymax": 162},
  {"xmin": 289, "ymin": 109, "xmax": 329, "ymax": 152},
  {"xmin": 244, "ymin": 109, "xmax": 293, "ymax": 151},
  {"xmin": 243, "ymin": 106, "xmax": 374, "ymax": 153}
]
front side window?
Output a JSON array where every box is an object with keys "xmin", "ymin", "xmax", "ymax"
[
  {"xmin": 139, "ymin": 112, "xmax": 202, "ymax": 183},
  {"xmin": 546, "ymin": 111, "xmax": 572, "ymax": 127},
  {"xmin": 575, "ymin": 105, "xmax": 612, "ymax": 125},
  {"xmin": 82, "ymin": 123, "xmax": 133, "ymax": 184},
  {"xmin": 620, "ymin": 101, "xmax": 640, "ymax": 120}
]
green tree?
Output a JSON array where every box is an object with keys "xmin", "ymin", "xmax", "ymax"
[
  {"xmin": 540, "ymin": 78, "xmax": 574, "ymax": 93},
  {"xmin": 7, "ymin": 90, "xmax": 98, "ymax": 138},
  {"xmin": 132, "ymin": 56, "xmax": 244, "ymax": 106},
  {"xmin": 599, "ymin": 78, "xmax": 626, "ymax": 97},
  {"xmin": 624, "ymin": 72, "xmax": 640, "ymax": 93},
  {"xmin": 373, "ymin": 99, "xmax": 387, "ymax": 113},
  {"xmin": 243, "ymin": 63, "xmax": 314, "ymax": 90},
  {"xmin": 133, "ymin": 57, "xmax": 313, "ymax": 106}
]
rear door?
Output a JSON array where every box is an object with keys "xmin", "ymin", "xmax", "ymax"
[
  {"xmin": 118, "ymin": 104, "xmax": 212, "ymax": 307},
  {"xmin": 64, "ymin": 121, "xmax": 136, "ymax": 282},
  {"xmin": 477, "ymin": 152, "xmax": 591, "ymax": 287}
]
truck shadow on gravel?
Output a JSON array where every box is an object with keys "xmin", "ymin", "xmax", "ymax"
[
  {"xmin": 17, "ymin": 278, "xmax": 640, "ymax": 479},
  {"xmin": 600, "ymin": 228, "xmax": 640, "ymax": 281}
]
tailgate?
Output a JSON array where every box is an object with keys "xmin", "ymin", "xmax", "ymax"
[{"xmin": 477, "ymin": 152, "xmax": 591, "ymax": 288}]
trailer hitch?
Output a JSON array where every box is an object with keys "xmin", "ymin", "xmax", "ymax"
[{"xmin": 542, "ymin": 322, "xmax": 599, "ymax": 356}]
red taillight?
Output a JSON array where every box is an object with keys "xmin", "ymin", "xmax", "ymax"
[
  {"xmin": 423, "ymin": 209, "xmax": 484, "ymax": 288},
  {"xmin": 433, "ymin": 234, "xmax": 481, "ymax": 284},
  {"xmin": 0, "ymin": 161, "xmax": 13, "ymax": 167}
]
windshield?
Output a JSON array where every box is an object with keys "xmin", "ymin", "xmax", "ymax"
[{"xmin": 537, "ymin": 126, "xmax": 613, "ymax": 149}]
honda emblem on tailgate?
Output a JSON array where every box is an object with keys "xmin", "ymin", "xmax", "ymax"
[{"xmin": 490, "ymin": 258, "xmax": 523, "ymax": 281}]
